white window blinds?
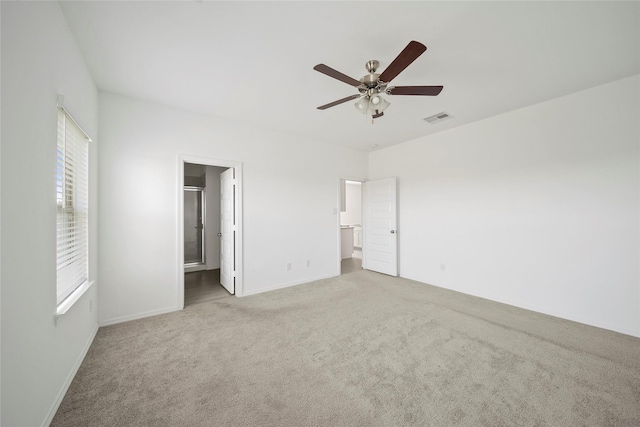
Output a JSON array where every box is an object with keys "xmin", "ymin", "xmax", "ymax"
[{"xmin": 56, "ymin": 108, "xmax": 90, "ymax": 305}]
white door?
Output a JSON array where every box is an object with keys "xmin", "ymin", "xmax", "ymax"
[
  {"xmin": 363, "ymin": 177, "xmax": 398, "ymax": 276},
  {"xmin": 220, "ymin": 168, "xmax": 235, "ymax": 294}
]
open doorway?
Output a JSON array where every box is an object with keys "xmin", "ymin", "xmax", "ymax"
[
  {"xmin": 340, "ymin": 179, "xmax": 363, "ymax": 274},
  {"xmin": 178, "ymin": 156, "xmax": 243, "ymax": 309},
  {"xmin": 183, "ymin": 163, "xmax": 232, "ymax": 305}
]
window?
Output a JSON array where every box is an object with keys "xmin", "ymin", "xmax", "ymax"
[{"xmin": 56, "ymin": 107, "xmax": 90, "ymax": 305}]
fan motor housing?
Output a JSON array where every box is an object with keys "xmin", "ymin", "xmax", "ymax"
[
  {"xmin": 360, "ymin": 73, "xmax": 380, "ymax": 87},
  {"xmin": 359, "ymin": 73, "xmax": 387, "ymax": 95},
  {"xmin": 359, "ymin": 60, "xmax": 388, "ymax": 94}
]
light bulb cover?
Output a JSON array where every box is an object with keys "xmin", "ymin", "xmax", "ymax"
[
  {"xmin": 354, "ymin": 94, "xmax": 390, "ymax": 116},
  {"xmin": 354, "ymin": 96, "xmax": 369, "ymax": 113},
  {"xmin": 369, "ymin": 95, "xmax": 389, "ymax": 115}
]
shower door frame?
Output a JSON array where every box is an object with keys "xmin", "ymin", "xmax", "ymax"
[{"xmin": 184, "ymin": 186, "xmax": 206, "ymax": 269}]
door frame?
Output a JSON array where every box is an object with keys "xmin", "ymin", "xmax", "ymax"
[
  {"xmin": 337, "ymin": 177, "xmax": 366, "ymax": 274},
  {"xmin": 177, "ymin": 155, "xmax": 243, "ymax": 309}
]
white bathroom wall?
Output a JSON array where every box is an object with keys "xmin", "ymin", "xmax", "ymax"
[
  {"xmin": 98, "ymin": 92, "xmax": 368, "ymax": 324},
  {"xmin": 1, "ymin": 2, "xmax": 99, "ymax": 425},
  {"xmin": 205, "ymin": 165, "xmax": 226, "ymax": 270},
  {"xmin": 340, "ymin": 181, "xmax": 362, "ymax": 226},
  {"xmin": 369, "ymin": 75, "xmax": 640, "ymax": 337}
]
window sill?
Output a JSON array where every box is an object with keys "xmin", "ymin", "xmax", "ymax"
[{"xmin": 55, "ymin": 280, "xmax": 95, "ymax": 321}]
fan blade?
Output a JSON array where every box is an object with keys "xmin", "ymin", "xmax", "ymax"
[
  {"xmin": 317, "ymin": 94, "xmax": 361, "ymax": 110},
  {"xmin": 313, "ymin": 64, "xmax": 362, "ymax": 87},
  {"xmin": 387, "ymin": 86, "xmax": 443, "ymax": 96},
  {"xmin": 378, "ymin": 41, "xmax": 427, "ymax": 84}
]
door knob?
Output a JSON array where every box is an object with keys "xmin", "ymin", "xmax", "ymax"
[
  {"xmin": 390, "ymin": 230, "xmax": 396, "ymax": 234},
  {"xmin": 217, "ymin": 232, "xmax": 222, "ymax": 237}
]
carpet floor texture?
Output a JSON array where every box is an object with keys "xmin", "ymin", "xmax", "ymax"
[{"xmin": 52, "ymin": 270, "xmax": 640, "ymax": 426}]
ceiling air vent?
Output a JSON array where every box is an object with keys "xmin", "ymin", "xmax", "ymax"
[{"xmin": 423, "ymin": 112, "xmax": 452, "ymax": 124}]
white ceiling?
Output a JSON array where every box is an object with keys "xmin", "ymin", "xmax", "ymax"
[{"xmin": 59, "ymin": 1, "xmax": 639, "ymax": 152}]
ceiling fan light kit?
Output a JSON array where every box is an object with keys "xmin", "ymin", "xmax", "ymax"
[
  {"xmin": 354, "ymin": 92, "xmax": 390, "ymax": 117},
  {"xmin": 314, "ymin": 40, "xmax": 443, "ymax": 121}
]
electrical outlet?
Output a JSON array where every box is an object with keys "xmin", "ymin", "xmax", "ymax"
[
  {"xmin": 286, "ymin": 262, "xmax": 292, "ymax": 271},
  {"xmin": 306, "ymin": 259, "xmax": 311, "ymax": 267}
]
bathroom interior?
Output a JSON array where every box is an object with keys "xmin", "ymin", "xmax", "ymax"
[{"xmin": 184, "ymin": 162, "xmax": 232, "ymax": 305}]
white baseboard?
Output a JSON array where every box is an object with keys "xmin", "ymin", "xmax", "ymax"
[
  {"xmin": 43, "ymin": 324, "xmax": 99, "ymax": 427},
  {"xmin": 241, "ymin": 273, "xmax": 338, "ymax": 297},
  {"xmin": 99, "ymin": 306, "xmax": 180, "ymax": 327},
  {"xmin": 184, "ymin": 263, "xmax": 206, "ymax": 273}
]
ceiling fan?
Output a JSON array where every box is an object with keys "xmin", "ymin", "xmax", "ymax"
[{"xmin": 314, "ymin": 40, "xmax": 443, "ymax": 120}]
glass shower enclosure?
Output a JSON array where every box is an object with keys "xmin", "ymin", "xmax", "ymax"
[{"xmin": 184, "ymin": 187, "xmax": 205, "ymax": 266}]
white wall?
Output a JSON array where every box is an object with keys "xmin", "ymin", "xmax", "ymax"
[
  {"xmin": 340, "ymin": 181, "xmax": 362, "ymax": 226},
  {"xmin": 369, "ymin": 75, "xmax": 640, "ymax": 337},
  {"xmin": 205, "ymin": 165, "xmax": 226, "ymax": 270},
  {"xmin": 98, "ymin": 92, "xmax": 367, "ymax": 324},
  {"xmin": 1, "ymin": 2, "xmax": 99, "ymax": 426}
]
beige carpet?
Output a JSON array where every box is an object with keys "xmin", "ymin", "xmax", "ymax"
[{"xmin": 52, "ymin": 270, "xmax": 640, "ymax": 426}]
